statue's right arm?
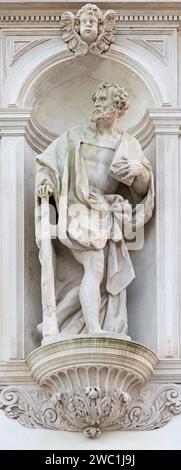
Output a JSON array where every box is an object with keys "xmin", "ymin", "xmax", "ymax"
[
  {"xmin": 35, "ymin": 133, "xmax": 67, "ymax": 201},
  {"xmin": 35, "ymin": 138, "xmax": 60, "ymax": 199},
  {"xmin": 35, "ymin": 161, "xmax": 55, "ymax": 199},
  {"xmin": 36, "ymin": 183, "xmax": 54, "ymax": 199}
]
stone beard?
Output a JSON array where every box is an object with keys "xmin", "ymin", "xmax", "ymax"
[{"xmin": 35, "ymin": 82, "xmax": 154, "ymax": 339}]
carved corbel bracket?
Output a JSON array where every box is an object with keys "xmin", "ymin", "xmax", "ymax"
[
  {"xmin": 1, "ymin": 336, "xmax": 181, "ymax": 437},
  {"xmin": 3, "ymin": 335, "xmax": 178, "ymax": 438}
]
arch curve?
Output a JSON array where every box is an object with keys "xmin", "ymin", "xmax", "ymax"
[
  {"xmin": 20, "ymin": 49, "xmax": 163, "ymax": 108},
  {"xmin": 2, "ymin": 40, "xmax": 165, "ymax": 109}
]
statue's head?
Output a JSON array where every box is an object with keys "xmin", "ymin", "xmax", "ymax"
[
  {"xmin": 77, "ymin": 3, "xmax": 103, "ymax": 45},
  {"xmin": 92, "ymin": 82, "xmax": 130, "ymax": 123}
]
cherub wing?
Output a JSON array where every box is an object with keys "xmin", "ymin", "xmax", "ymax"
[
  {"xmin": 60, "ymin": 11, "xmax": 88, "ymax": 56},
  {"xmin": 90, "ymin": 10, "xmax": 118, "ymax": 55}
]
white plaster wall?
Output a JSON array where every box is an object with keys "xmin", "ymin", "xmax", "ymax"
[{"xmin": 0, "ymin": 410, "xmax": 181, "ymax": 450}]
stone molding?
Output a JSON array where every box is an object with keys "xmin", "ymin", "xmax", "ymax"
[
  {"xmin": 0, "ymin": 361, "xmax": 33, "ymax": 385},
  {"xmin": 0, "ymin": 110, "xmax": 56, "ymax": 151},
  {"xmin": 0, "ymin": 3, "xmax": 181, "ymax": 27},
  {"xmin": 127, "ymin": 38, "xmax": 168, "ymax": 65},
  {"xmin": 0, "ymin": 14, "xmax": 180, "ymax": 25},
  {"xmin": 11, "ymin": 39, "xmax": 51, "ymax": 65},
  {"xmin": 1, "ymin": 107, "xmax": 180, "ymax": 152},
  {"xmin": 147, "ymin": 108, "xmax": 181, "ymax": 134}
]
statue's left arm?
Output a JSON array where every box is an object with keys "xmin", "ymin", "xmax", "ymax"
[
  {"xmin": 108, "ymin": 134, "xmax": 154, "ymax": 225},
  {"xmin": 122, "ymin": 157, "xmax": 151, "ymax": 198},
  {"xmin": 109, "ymin": 134, "xmax": 153, "ymax": 198}
]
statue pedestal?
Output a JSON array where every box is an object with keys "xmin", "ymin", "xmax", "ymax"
[
  {"xmin": 26, "ymin": 335, "xmax": 158, "ymax": 437},
  {"xmin": 27, "ymin": 335, "xmax": 157, "ymax": 388},
  {"xmin": 41, "ymin": 332, "xmax": 131, "ymax": 346},
  {"xmin": 1, "ymin": 336, "xmax": 181, "ymax": 438}
]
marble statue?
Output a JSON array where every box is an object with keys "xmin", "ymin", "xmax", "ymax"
[
  {"xmin": 35, "ymin": 82, "xmax": 154, "ymax": 339},
  {"xmin": 60, "ymin": 3, "xmax": 118, "ymax": 56}
]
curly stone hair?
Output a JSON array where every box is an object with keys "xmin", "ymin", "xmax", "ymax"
[
  {"xmin": 77, "ymin": 3, "xmax": 103, "ymax": 22},
  {"xmin": 92, "ymin": 82, "xmax": 130, "ymax": 116}
]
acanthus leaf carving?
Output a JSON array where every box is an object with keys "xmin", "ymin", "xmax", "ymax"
[
  {"xmin": 0, "ymin": 386, "xmax": 61, "ymax": 430},
  {"xmin": 51, "ymin": 387, "xmax": 131, "ymax": 438},
  {"xmin": 1, "ymin": 384, "xmax": 181, "ymax": 438},
  {"xmin": 121, "ymin": 385, "xmax": 181, "ymax": 431}
]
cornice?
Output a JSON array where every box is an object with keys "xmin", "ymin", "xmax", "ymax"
[
  {"xmin": 0, "ymin": 107, "xmax": 180, "ymax": 152},
  {"xmin": 0, "ymin": 108, "xmax": 32, "ymax": 137},
  {"xmin": 0, "ymin": 1, "xmax": 181, "ymax": 9},
  {"xmin": 0, "ymin": 14, "xmax": 180, "ymax": 25},
  {"xmin": 0, "ymin": 2, "xmax": 181, "ymax": 24},
  {"xmin": 151, "ymin": 359, "xmax": 181, "ymax": 383},
  {"xmin": 0, "ymin": 111, "xmax": 153, "ymax": 151},
  {"xmin": 147, "ymin": 107, "xmax": 181, "ymax": 134},
  {"xmin": 0, "ymin": 361, "xmax": 34, "ymax": 385}
]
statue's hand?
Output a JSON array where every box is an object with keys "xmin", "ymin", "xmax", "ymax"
[
  {"xmin": 119, "ymin": 158, "xmax": 143, "ymax": 179},
  {"xmin": 36, "ymin": 184, "xmax": 54, "ymax": 198}
]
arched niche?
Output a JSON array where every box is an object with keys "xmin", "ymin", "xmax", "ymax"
[
  {"xmin": 21, "ymin": 51, "xmax": 156, "ymax": 354},
  {"xmin": 25, "ymin": 54, "xmax": 154, "ymax": 135},
  {"xmin": 3, "ymin": 39, "xmax": 164, "ymax": 109}
]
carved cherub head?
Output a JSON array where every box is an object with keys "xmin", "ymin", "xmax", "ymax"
[
  {"xmin": 60, "ymin": 4, "xmax": 118, "ymax": 56},
  {"xmin": 77, "ymin": 4, "xmax": 102, "ymax": 45},
  {"xmin": 92, "ymin": 82, "xmax": 130, "ymax": 123}
]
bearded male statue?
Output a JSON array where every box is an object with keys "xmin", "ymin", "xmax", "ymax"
[{"xmin": 35, "ymin": 83, "xmax": 154, "ymax": 339}]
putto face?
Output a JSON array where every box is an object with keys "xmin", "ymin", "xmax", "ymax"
[{"xmin": 80, "ymin": 12, "xmax": 99, "ymax": 44}]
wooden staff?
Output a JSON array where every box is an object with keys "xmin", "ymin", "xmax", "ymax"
[{"xmin": 40, "ymin": 195, "xmax": 59, "ymax": 338}]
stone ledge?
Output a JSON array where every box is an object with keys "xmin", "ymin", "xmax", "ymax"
[
  {"xmin": 26, "ymin": 335, "xmax": 158, "ymax": 387},
  {"xmin": 0, "ymin": 361, "xmax": 34, "ymax": 385}
]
